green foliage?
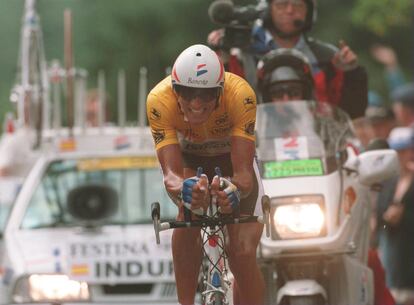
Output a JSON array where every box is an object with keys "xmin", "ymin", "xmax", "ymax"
[
  {"xmin": 352, "ymin": 0, "xmax": 413, "ymax": 36},
  {"xmin": 0, "ymin": 0, "xmax": 412, "ymax": 125},
  {"xmin": 313, "ymin": 0, "xmax": 412, "ymax": 102},
  {"xmin": 0, "ymin": 0, "xmax": 24, "ymax": 119}
]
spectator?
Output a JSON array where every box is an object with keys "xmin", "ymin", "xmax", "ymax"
[
  {"xmin": 377, "ymin": 127, "xmax": 414, "ymax": 305},
  {"xmin": 371, "ymin": 44, "xmax": 406, "ymax": 94},
  {"xmin": 353, "ymin": 117, "xmax": 376, "ymax": 150},
  {"xmin": 365, "ymin": 91, "xmax": 396, "ymax": 141},
  {"xmin": 84, "ymin": 89, "xmax": 111, "ymax": 127},
  {"xmin": 390, "ymin": 83, "xmax": 414, "ymax": 127}
]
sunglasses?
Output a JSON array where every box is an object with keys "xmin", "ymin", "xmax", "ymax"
[
  {"xmin": 175, "ymin": 86, "xmax": 220, "ymax": 103},
  {"xmin": 269, "ymin": 83, "xmax": 304, "ymax": 100}
]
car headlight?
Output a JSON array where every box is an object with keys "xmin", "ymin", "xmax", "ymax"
[
  {"xmin": 271, "ymin": 195, "xmax": 326, "ymax": 240},
  {"xmin": 12, "ymin": 274, "xmax": 90, "ymax": 303}
]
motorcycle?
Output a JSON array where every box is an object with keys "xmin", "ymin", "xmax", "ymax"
[{"xmin": 256, "ymin": 100, "xmax": 398, "ymax": 305}]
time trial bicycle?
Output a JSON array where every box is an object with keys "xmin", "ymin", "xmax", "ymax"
[{"xmin": 151, "ymin": 167, "xmax": 270, "ymax": 305}]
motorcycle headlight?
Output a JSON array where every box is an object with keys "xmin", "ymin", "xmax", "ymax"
[
  {"xmin": 271, "ymin": 195, "xmax": 326, "ymax": 240},
  {"xmin": 12, "ymin": 274, "xmax": 90, "ymax": 303}
]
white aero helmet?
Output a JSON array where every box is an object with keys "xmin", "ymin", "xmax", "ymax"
[{"xmin": 171, "ymin": 44, "xmax": 225, "ymax": 90}]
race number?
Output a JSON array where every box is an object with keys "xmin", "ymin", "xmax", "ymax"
[{"xmin": 274, "ymin": 136, "xmax": 309, "ymax": 161}]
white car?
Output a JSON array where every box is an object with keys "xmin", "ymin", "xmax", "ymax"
[{"xmin": 0, "ymin": 127, "xmax": 178, "ymax": 305}]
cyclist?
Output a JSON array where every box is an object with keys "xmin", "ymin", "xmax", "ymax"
[{"xmin": 147, "ymin": 44, "xmax": 264, "ymax": 305}]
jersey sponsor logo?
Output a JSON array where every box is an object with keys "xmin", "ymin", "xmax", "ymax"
[
  {"xmin": 244, "ymin": 121, "xmax": 255, "ymax": 136},
  {"xmin": 196, "ymin": 64, "xmax": 208, "ymax": 77},
  {"xmin": 215, "ymin": 113, "xmax": 229, "ymax": 126},
  {"xmin": 211, "ymin": 126, "xmax": 232, "ymax": 136},
  {"xmin": 243, "ymin": 96, "xmax": 255, "ymax": 112},
  {"xmin": 243, "ymin": 97, "xmax": 255, "ymax": 106},
  {"xmin": 152, "ymin": 129, "xmax": 166, "ymax": 145},
  {"xmin": 149, "ymin": 107, "xmax": 161, "ymax": 121},
  {"xmin": 180, "ymin": 129, "xmax": 201, "ymax": 140},
  {"xmin": 182, "ymin": 140, "xmax": 231, "ymax": 153}
]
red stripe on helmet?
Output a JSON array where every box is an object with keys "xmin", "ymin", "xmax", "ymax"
[
  {"xmin": 172, "ymin": 67, "xmax": 180, "ymax": 83},
  {"xmin": 216, "ymin": 60, "xmax": 224, "ymax": 84},
  {"xmin": 197, "ymin": 64, "xmax": 207, "ymax": 69}
]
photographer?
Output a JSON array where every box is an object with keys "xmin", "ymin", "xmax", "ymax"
[{"xmin": 208, "ymin": 0, "xmax": 368, "ymax": 119}]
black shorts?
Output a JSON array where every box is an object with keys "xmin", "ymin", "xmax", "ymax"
[{"xmin": 182, "ymin": 152, "xmax": 259, "ymax": 215}]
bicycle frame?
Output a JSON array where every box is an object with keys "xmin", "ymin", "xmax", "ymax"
[{"xmin": 200, "ymin": 198, "xmax": 230, "ymax": 305}]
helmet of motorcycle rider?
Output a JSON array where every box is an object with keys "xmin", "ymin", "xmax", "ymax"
[
  {"xmin": 388, "ymin": 127, "xmax": 414, "ymax": 151},
  {"xmin": 171, "ymin": 44, "xmax": 225, "ymax": 103},
  {"xmin": 391, "ymin": 83, "xmax": 414, "ymax": 109},
  {"xmin": 263, "ymin": 0, "xmax": 317, "ymax": 33},
  {"xmin": 258, "ymin": 48, "xmax": 314, "ymax": 102}
]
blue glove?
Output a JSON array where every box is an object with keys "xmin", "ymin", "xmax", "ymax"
[
  {"xmin": 181, "ymin": 176, "xmax": 205, "ymax": 215},
  {"xmin": 181, "ymin": 177, "xmax": 198, "ymax": 205},
  {"xmin": 221, "ymin": 177, "xmax": 241, "ymax": 209}
]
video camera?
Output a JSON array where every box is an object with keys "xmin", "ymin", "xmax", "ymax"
[{"xmin": 208, "ymin": 0, "xmax": 266, "ymax": 49}]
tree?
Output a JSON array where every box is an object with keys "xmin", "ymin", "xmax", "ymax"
[{"xmin": 352, "ymin": 0, "xmax": 413, "ymax": 36}]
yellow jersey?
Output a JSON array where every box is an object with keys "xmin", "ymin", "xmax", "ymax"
[{"xmin": 147, "ymin": 72, "xmax": 256, "ymax": 156}]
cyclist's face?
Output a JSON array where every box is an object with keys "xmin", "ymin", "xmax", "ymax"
[
  {"xmin": 270, "ymin": 0, "xmax": 307, "ymax": 35},
  {"xmin": 269, "ymin": 81, "xmax": 304, "ymax": 102},
  {"xmin": 176, "ymin": 86, "xmax": 219, "ymax": 124}
]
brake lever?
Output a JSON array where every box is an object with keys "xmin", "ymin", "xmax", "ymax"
[{"xmin": 151, "ymin": 202, "xmax": 161, "ymax": 244}]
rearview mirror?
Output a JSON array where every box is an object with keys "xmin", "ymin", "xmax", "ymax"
[{"xmin": 357, "ymin": 149, "xmax": 399, "ymax": 186}]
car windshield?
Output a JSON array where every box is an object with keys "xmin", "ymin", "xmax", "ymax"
[
  {"xmin": 21, "ymin": 156, "xmax": 175, "ymax": 229},
  {"xmin": 256, "ymin": 100, "xmax": 354, "ymax": 178}
]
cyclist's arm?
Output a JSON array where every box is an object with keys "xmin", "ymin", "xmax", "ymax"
[
  {"xmin": 225, "ymin": 75, "xmax": 257, "ymax": 198},
  {"xmin": 156, "ymin": 144, "xmax": 184, "ymax": 204},
  {"xmin": 230, "ymin": 136, "xmax": 255, "ymax": 198}
]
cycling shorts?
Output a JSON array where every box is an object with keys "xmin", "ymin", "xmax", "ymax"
[{"xmin": 182, "ymin": 152, "xmax": 262, "ymax": 215}]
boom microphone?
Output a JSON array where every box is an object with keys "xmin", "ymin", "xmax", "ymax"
[
  {"xmin": 293, "ymin": 19, "xmax": 305, "ymax": 29},
  {"xmin": 208, "ymin": 0, "xmax": 235, "ymax": 25}
]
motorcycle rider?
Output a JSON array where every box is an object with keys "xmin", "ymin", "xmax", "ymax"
[
  {"xmin": 258, "ymin": 47, "xmax": 396, "ymax": 305},
  {"xmin": 208, "ymin": 0, "xmax": 368, "ymax": 119},
  {"xmin": 257, "ymin": 48, "xmax": 314, "ymax": 103}
]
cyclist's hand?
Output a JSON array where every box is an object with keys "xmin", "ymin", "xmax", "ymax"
[
  {"xmin": 211, "ymin": 176, "xmax": 240, "ymax": 214},
  {"xmin": 182, "ymin": 174, "xmax": 209, "ymax": 215}
]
